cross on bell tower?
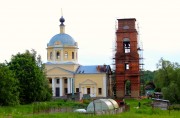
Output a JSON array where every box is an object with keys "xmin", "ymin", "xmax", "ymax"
[{"xmin": 115, "ymin": 18, "xmax": 140, "ymax": 98}]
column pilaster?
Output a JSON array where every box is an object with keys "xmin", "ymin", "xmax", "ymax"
[
  {"xmin": 68, "ymin": 78, "xmax": 71, "ymax": 93},
  {"xmin": 60, "ymin": 78, "xmax": 63, "ymax": 96},
  {"xmin": 52, "ymin": 78, "xmax": 55, "ymax": 96},
  {"xmin": 103, "ymin": 76, "xmax": 107, "ymax": 97}
]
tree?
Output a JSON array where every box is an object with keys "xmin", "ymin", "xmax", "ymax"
[
  {"xmin": 145, "ymin": 81, "xmax": 155, "ymax": 90},
  {"xmin": 154, "ymin": 58, "xmax": 180, "ymax": 103},
  {"xmin": 142, "ymin": 70, "xmax": 155, "ymax": 84},
  {"xmin": 0, "ymin": 63, "xmax": 19, "ymax": 106},
  {"xmin": 8, "ymin": 50, "xmax": 52, "ymax": 104},
  {"xmin": 162, "ymin": 82, "xmax": 178, "ymax": 103},
  {"xmin": 140, "ymin": 70, "xmax": 155, "ymax": 95}
]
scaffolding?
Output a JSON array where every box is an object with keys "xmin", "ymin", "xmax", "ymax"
[{"xmin": 112, "ymin": 18, "xmax": 144, "ymax": 98}]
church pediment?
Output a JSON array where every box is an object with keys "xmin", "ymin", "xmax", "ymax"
[
  {"xmin": 80, "ymin": 79, "xmax": 97, "ymax": 85},
  {"xmin": 46, "ymin": 67, "xmax": 74, "ymax": 76}
]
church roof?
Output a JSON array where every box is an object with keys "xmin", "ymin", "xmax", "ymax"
[
  {"xmin": 76, "ymin": 65, "xmax": 111, "ymax": 74},
  {"xmin": 47, "ymin": 33, "xmax": 76, "ymax": 46}
]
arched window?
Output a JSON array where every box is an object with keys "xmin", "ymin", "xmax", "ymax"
[
  {"xmin": 56, "ymin": 51, "xmax": 60, "ymax": 59},
  {"xmin": 72, "ymin": 52, "xmax": 74, "ymax": 59},
  {"xmin": 65, "ymin": 51, "xmax": 68, "ymax": 59},
  {"xmin": 50, "ymin": 52, "xmax": 53, "ymax": 60},
  {"xmin": 123, "ymin": 38, "xmax": 130, "ymax": 53}
]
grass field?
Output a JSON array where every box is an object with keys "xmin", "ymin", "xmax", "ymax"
[{"xmin": 0, "ymin": 99, "xmax": 179, "ymax": 118}]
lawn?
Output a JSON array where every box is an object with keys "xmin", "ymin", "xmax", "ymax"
[
  {"xmin": 119, "ymin": 98, "xmax": 180, "ymax": 118},
  {"xmin": 0, "ymin": 98, "xmax": 179, "ymax": 118}
]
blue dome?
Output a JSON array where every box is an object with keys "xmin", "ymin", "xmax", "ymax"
[{"xmin": 48, "ymin": 33, "xmax": 76, "ymax": 46}]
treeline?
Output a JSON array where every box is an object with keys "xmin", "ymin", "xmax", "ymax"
[
  {"xmin": 142, "ymin": 58, "xmax": 180, "ymax": 103},
  {"xmin": 141, "ymin": 70, "xmax": 155, "ymax": 84},
  {"xmin": 0, "ymin": 50, "xmax": 52, "ymax": 106},
  {"xmin": 154, "ymin": 58, "xmax": 180, "ymax": 103}
]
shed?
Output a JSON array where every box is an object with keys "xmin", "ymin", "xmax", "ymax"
[
  {"xmin": 154, "ymin": 92, "xmax": 163, "ymax": 99},
  {"xmin": 152, "ymin": 98, "xmax": 170, "ymax": 110},
  {"xmin": 86, "ymin": 99, "xmax": 119, "ymax": 112}
]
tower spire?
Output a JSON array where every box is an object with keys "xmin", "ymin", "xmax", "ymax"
[
  {"xmin": 59, "ymin": 9, "xmax": 65, "ymax": 33},
  {"xmin": 61, "ymin": 8, "xmax": 63, "ymax": 16}
]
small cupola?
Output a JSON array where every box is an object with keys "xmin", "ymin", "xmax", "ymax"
[{"xmin": 59, "ymin": 16, "xmax": 65, "ymax": 33}]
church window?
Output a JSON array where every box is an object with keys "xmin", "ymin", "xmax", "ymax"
[
  {"xmin": 64, "ymin": 79, "xmax": 67, "ymax": 84},
  {"xmin": 76, "ymin": 88, "xmax": 79, "ymax": 92},
  {"xmin": 65, "ymin": 51, "xmax": 68, "ymax": 59},
  {"xmin": 49, "ymin": 78, "xmax": 52, "ymax": 84},
  {"xmin": 72, "ymin": 52, "xmax": 74, "ymax": 59},
  {"xmin": 123, "ymin": 25, "xmax": 129, "ymax": 29},
  {"xmin": 123, "ymin": 38, "xmax": 130, "ymax": 53},
  {"xmin": 56, "ymin": 79, "xmax": 59, "ymax": 84},
  {"xmin": 64, "ymin": 88, "xmax": 68, "ymax": 94},
  {"xmin": 50, "ymin": 52, "xmax": 53, "ymax": 60},
  {"xmin": 56, "ymin": 51, "xmax": 60, "ymax": 59},
  {"xmin": 55, "ymin": 41, "xmax": 61, "ymax": 45},
  {"xmin": 98, "ymin": 88, "xmax": 102, "ymax": 95},
  {"xmin": 125, "ymin": 63, "xmax": 130, "ymax": 70}
]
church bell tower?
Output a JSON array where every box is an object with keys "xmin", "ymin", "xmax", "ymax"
[{"xmin": 115, "ymin": 18, "xmax": 140, "ymax": 98}]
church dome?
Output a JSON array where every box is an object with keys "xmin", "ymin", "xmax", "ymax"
[
  {"xmin": 47, "ymin": 33, "xmax": 76, "ymax": 46},
  {"xmin": 47, "ymin": 16, "xmax": 77, "ymax": 47}
]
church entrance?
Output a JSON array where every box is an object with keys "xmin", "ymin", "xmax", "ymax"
[
  {"xmin": 125, "ymin": 80, "xmax": 131, "ymax": 95},
  {"xmin": 87, "ymin": 88, "xmax": 91, "ymax": 94},
  {"xmin": 55, "ymin": 87, "xmax": 60, "ymax": 97}
]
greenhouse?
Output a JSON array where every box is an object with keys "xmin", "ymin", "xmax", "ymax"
[{"xmin": 86, "ymin": 99, "xmax": 119, "ymax": 112}]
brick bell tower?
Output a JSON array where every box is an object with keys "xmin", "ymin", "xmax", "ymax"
[{"xmin": 115, "ymin": 18, "xmax": 140, "ymax": 98}]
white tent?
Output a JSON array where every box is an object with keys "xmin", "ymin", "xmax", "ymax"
[{"xmin": 86, "ymin": 99, "xmax": 119, "ymax": 112}]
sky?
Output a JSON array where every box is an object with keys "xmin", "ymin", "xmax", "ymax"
[{"xmin": 0, "ymin": 0, "xmax": 180, "ymax": 71}]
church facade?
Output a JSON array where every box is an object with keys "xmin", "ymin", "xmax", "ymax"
[{"xmin": 45, "ymin": 16, "xmax": 113, "ymax": 99}]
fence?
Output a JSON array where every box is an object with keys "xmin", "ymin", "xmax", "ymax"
[
  {"xmin": 87, "ymin": 104, "xmax": 130, "ymax": 115},
  {"xmin": 32, "ymin": 102, "xmax": 130, "ymax": 115}
]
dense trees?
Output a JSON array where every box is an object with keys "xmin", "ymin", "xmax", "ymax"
[
  {"xmin": 0, "ymin": 63, "xmax": 19, "ymax": 106},
  {"xmin": 0, "ymin": 50, "xmax": 52, "ymax": 106},
  {"xmin": 154, "ymin": 58, "xmax": 180, "ymax": 103},
  {"xmin": 140, "ymin": 58, "xmax": 180, "ymax": 103},
  {"xmin": 8, "ymin": 50, "xmax": 52, "ymax": 104}
]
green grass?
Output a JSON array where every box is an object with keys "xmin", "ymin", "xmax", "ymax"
[
  {"xmin": 0, "ymin": 99, "xmax": 180, "ymax": 118},
  {"xmin": 118, "ymin": 98, "xmax": 180, "ymax": 118},
  {"xmin": 0, "ymin": 104, "xmax": 33, "ymax": 116},
  {"xmin": 0, "ymin": 99, "xmax": 86, "ymax": 117}
]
